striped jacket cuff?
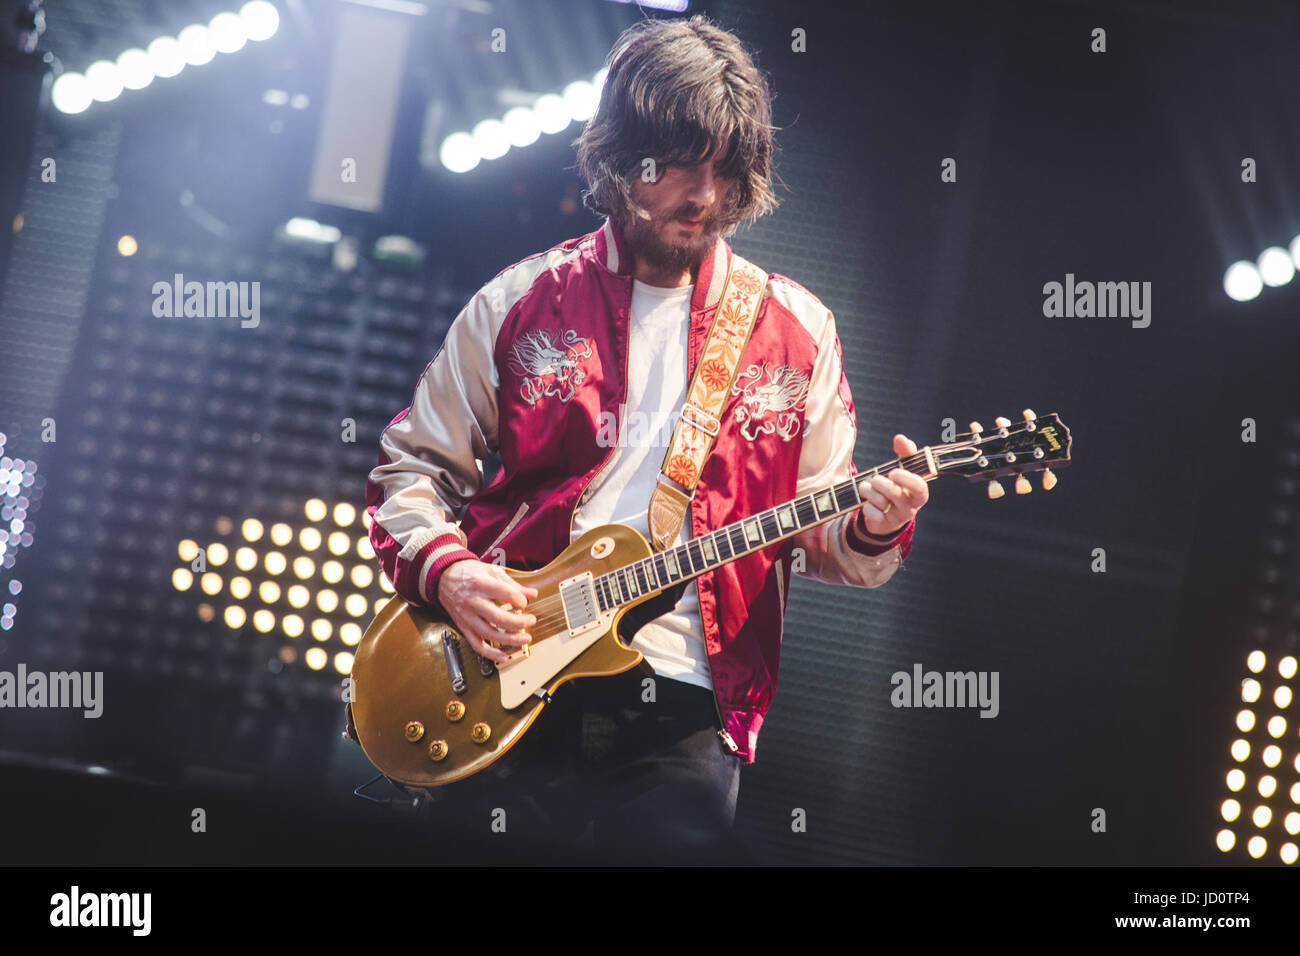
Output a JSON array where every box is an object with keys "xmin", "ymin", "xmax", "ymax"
[{"xmin": 846, "ymin": 512, "xmax": 915, "ymax": 561}]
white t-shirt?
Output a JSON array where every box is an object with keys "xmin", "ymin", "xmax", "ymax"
[{"xmin": 569, "ymin": 279, "xmax": 712, "ymax": 691}]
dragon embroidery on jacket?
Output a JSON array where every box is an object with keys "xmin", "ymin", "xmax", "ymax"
[
  {"xmin": 730, "ymin": 361, "xmax": 810, "ymax": 442},
  {"xmin": 507, "ymin": 328, "xmax": 594, "ymax": 405}
]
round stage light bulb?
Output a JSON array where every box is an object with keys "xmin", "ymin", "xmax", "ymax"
[
  {"xmin": 1267, "ymin": 715, "xmax": 1286, "ymax": 738},
  {"xmin": 146, "ymin": 36, "xmax": 185, "ymax": 78},
  {"xmin": 328, "ymin": 532, "xmax": 350, "ymax": 556},
  {"xmin": 340, "ymin": 623, "xmax": 362, "ymax": 646},
  {"xmin": 1236, "ymin": 709, "xmax": 1255, "ymax": 732},
  {"xmin": 1280, "ymin": 656, "xmax": 1298, "ymax": 679},
  {"xmin": 1257, "ymin": 246, "xmax": 1295, "ymax": 287},
  {"xmin": 1283, "ymin": 842, "xmax": 1298, "ymax": 865},
  {"xmin": 305, "ymin": 647, "xmax": 327, "ymax": 670},
  {"xmin": 533, "ymin": 93, "xmax": 569, "ymax": 134},
  {"xmin": 311, "ymin": 618, "xmax": 332, "ymax": 641},
  {"xmin": 333, "ymin": 503, "xmax": 356, "ymax": 527},
  {"xmin": 1259, "ymin": 774, "xmax": 1277, "ymax": 798},
  {"xmin": 178, "ymin": 539, "xmax": 199, "ymax": 561},
  {"xmin": 252, "ymin": 609, "xmax": 275, "ymax": 633},
  {"xmin": 258, "ymin": 580, "xmax": 280, "ymax": 603},
  {"xmin": 315, "ymin": 589, "xmax": 338, "ymax": 613},
  {"xmin": 1263, "ymin": 744, "xmax": 1281, "ymax": 767},
  {"xmin": 304, "ymin": 498, "xmax": 327, "ymax": 521},
  {"xmin": 224, "ymin": 606, "xmax": 246, "ymax": 629},
  {"xmin": 293, "ymin": 556, "xmax": 315, "ymax": 579},
  {"xmin": 171, "ymin": 568, "xmax": 193, "ymax": 591},
  {"xmin": 207, "ymin": 542, "xmax": 228, "ymax": 566},
  {"xmin": 440, "ymin": 132, "xmax": 479, "ymax": 174},
  {"xmin": 321, "ymin": 560, "xmax": 344, "ymax": 584},
  {"xmin": 282, "ymin": 613, "xmax": 304, "ymax": 637},
  {"xmin": 264, "ymin": 551, "xmax": 286, "ymax": 575},
  {"xmin": 345, "ymin": 593, "xmax": 368, "ymax": 617},
  {"xmin": 1247, "ymin": 835, "xmax": 1266, "ymax": 858},
  {"xmin": 1221, "ymin": 798, "xmax": 1241, "ymax": 822},
  {"xmin": 356, "ymin": 537, "xmax": 375, "ymax": 560},
  {"xmin": 85, "ymin": 60, "xmax": 123, "ymax": 102},
  {"xmin": 333, "ymin": 651, "xmax": 354, "ymax": 675},
  {"xmin": 1247, "ymin": 650, "xmax": 1266, "ymax": 673},
  {"xmin": 1276, "ymin": 686, "xmax": 1293, "ymax": 709},
  {"xmin": 472, "ymin": 119, "xmax": 509, "ymax": 161},
  {"xmin": 270, "ymin": 523, "xmax": 292, "ymax": 546},
  {"xmin": 240, "ymin": 1, "xmax": 280, "ymax": 42},
  {"xmin": 1223, "ymin": 261, "xmax": 1262, "ymax": 302},
  {"xmin": 116, "ymin": 48, "xmax": 153, "ymax": 90},
  {"xmin": 299, "ymin": 527, "xmax": 321, "ymax": 551},
  {"xmin": 1286, "ymin": 812, "xmax": 1300, "ymax": 836},
  {"xmin": 1215, "ymin": 829, "xmax": 1235, "ymax": 852},
  {"xmin": 503, "ymin": 107, "xmax": 540, "ymax": 148},
  {"xmin": 1241, "ymin": 678, "xmax": 1261, "ymax": 702},
  {"xmin": 178, "ymin": 24, "xmax": 216, "ymax": 66},
  {"xmin": 350, "ymin": 565, "xmax": 373, "ymax": 588},
  {"xmin": 200, "ymin": 572, "xmax": 223, "ymax": 596},
  {"xmin": 235, "ymin": 547, "xmax": 257, "ymax": 571},
  {"xmin": 1252, "ymin": 805, "xmax": 1272, "ymax": 828},
  {"xmin": 1226, "ymin": 769, "xmax": 1245, "ymax": 791},
  {"xmin": 287, "ymin": 584, "xmax": 309, "ymax": 608},
  {"xmin": 241, "ymin": 518, "xmax": 263, "ymax": 542},
  {"xmin": 563, "ymin": 80, "xmax": 598, "ymax": 122},
  {"xmin": 230, "ymin": 576, "xmax": 251, "ymax": 600},
  {"xmin": 208, "ymin": 12, "xmax": 247, "ymax": 54}
]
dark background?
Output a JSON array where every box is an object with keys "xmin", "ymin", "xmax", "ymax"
[{"xmin": 0, "ymin": 0, "xmax": 1297, "ymax": 866}]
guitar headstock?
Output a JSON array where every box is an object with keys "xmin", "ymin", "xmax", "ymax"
[{"xmin": 932, "ymin": 409, "xmax": 1072, "ymax": 497}]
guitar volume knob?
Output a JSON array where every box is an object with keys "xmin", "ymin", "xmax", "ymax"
[
  {"xmin": 471, "ymin": 722, "xmax": 492, "ymax": 744},
  {"xmin": 428, "ymin": 739, "xmax": 449, "ymax": 761},
  {"xmin": 404, "ymin": 721, "xmax": 425, "ymax": 742},
  {"xmin": 446, "ymin": 700, "xmax": 466, "ymax": 721}
]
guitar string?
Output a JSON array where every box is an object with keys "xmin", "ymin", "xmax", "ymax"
[{"xmin": 481, "ymin": 449, "xmax": 941, "ymax": 642}]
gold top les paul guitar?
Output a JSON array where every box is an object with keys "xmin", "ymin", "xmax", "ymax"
[{"xmin": 348, "ymin": 410, "xmax": 1072, "ymax": 795}]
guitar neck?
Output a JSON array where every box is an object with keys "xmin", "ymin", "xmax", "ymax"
[{"xmin": 591, "ymin": 453, "xmax": 934, "ymax": 612}]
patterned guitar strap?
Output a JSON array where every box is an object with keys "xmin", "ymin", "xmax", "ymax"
[{"xmin": 647, "ymin": 253, "xmax": 769, "ymax": 552}]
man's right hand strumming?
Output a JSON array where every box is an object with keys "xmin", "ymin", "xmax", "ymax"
[{"xmin": 436, "ymin": 559, "xmax": 539, "ymax": 664}]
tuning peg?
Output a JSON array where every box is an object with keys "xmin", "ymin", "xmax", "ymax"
[
  {"xmin": 1022, "ymin": 408, "xmax": 1037, "ymax": 422},
  {"xmin": 994, "ymin": 416, "xmax": 1011, "ymax": 428},
  {"xmin": 987, "ymin": 480, "xmax": 1005, "ymax": 499},
  {"xmin": 969, "ymin": 421, "xmax": 983, "ymax": 435},
  {"xmin": 1015, "ymin": 474, "xmax": 1032, "ymax": 494},
  {"xmin": 1041, "ymin": 468, "xmax": 1057, "ymax": 490}
]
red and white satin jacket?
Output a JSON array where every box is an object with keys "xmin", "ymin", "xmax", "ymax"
[{"xmin": 365, "ymin": 217, "xmax": 915, "ymax": 763}]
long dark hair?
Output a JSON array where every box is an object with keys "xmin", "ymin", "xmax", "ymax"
[{"xmin": 573, "ymin": 15, "xmax": 780, "ymax": 234}]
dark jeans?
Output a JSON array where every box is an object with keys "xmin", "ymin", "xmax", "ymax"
[{"xmin": 428, "ymin": 669, "xmax": 749, "ymax": 865}]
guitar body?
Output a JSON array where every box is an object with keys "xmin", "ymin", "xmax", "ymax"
[{"xmin": 349, "ymin": 523, "xmax": 662, "ymax": 793}]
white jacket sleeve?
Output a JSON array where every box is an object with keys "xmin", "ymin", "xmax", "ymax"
[{"xmin": 789, "ymin": 309, "xmax": 913, "ymax": 588}]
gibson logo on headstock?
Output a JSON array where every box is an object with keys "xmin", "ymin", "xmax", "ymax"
[{"xmin": 1040, "ymin": 425, "xmax": 1061, "ymax": 451}]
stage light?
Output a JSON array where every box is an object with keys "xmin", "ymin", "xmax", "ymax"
[
  {"xmin": 1280, "ymin": 655, "xmax": 1297, "ymax": 679},
  {"xmin": 200, "ymin": 572, "xmax": 223, "ymax": 595},
  {"xmin": 1247, "ymin": 836, "xmax": 1266, "ymax": 858},
  {"xmin": 356, "ymin": 537, "xmax": 375, "ymax": 560},
  {"xmin": 1276, "ymin": 686, "xmax": 1292, "ymax": 708},
  {"xmin": 503, "ymin": 107, "xmax": 540, "ymax": 148},
  {"xmin": 224, "ymin": 606, "xmax": 246, "ymax": 629},
  {"xmin": 178, "ymin": 539, "xmax": 199, "ymax": 561},
  {"xmin": 147, "ymin": 37, "xmax": 185, "ymax": 78},
  {"xmin": 287, "ymin": 585, "xmax": 309, "ymax": 608},
  {"xmin": 563, "ymin": 80, "xmax": 598, "ymax": 122},
  {"xmin": 1236, "ymin": 709, "xmax": 1255, "ymax": 732},
  {"xmin": 340, "ymin": 623, "xmax": 362, "ymax": 646},
  {"xmin": 85, "ymin": 60, "xmax": 124, "ymax": 102},
  {"xmin": 283, "ymin": 217, "xmax": 341, "ymax": 244},
  {"xmin": 1267, "ymin": 715, "xmax": 1286, "ymax": 737},
  {"xmin": 198, "ymin": 604, "xmax": 215, "ymax": 622},
  {"xmin": 440, "ymin": 132, "xmax": 479, "ymax": 174},
  {"xmin": 50, "ymin": 72, "xmax": 92, "ymax": 115},
  {"xmin": 234, "ymin": 547, "xmax": 256, "ymax": 571},
  {"xmin": 1287, "ymin": 813, "xmax": 1300, "ymax": 836},
  {"xmin": 379, "ymin": 573, "xmax": 394, "ymax": 594},
  {"xmin": 334, "ymin": 651, "xmax": 354, "ymax": 675},
  {"xmin": 1259, "ymin": 775, "xmax": 1277, "ymax": 798},
  {"xmin": 1216, "ymin": 829, "xmax": 1235, "ymax": 852},
  {"xmin": 209, "ymin": 12, "xmax": 248, "ymax": 54},
  {"xmin": 1253, "ymin": 805, "xmax": 1272, "ymax": 828},
  {"xmin": 1291, "ymin": 235, "xmax": 1300, "ymax": 267},
  {"xmin": 1247, "ymin": 650, "xmax": 1266, "ymax": 673},
  {"xmin": 282, "ymin": 614, "xmax": 304, "ymax": 637},
  {"xmin": 315, "ymin": 589, "xmax": 338, "ymax": 613},
  {"xmin": 311, "ymin": 618, "xmax": 332, "ymax": 641},
  {"xmin": 1241, "ymin": 677, "xmax": 1260, "ymax": 702},
  {"xmin": 264, "ymin": 551, "xmax": 286, "ymax": 575},
  {"xmin": 350, "ymin": 565, "xmax": 373, "ymax": 588},
  {"xmin": 473, "ymin": 119, "xmax": 510, "ymax": 161},
  {"xmin": 258, "ymin": 580, "xmax": 280, "ymax": 603},
  {"xmin": 299, "ymin": 528, "xmax": 321, "ymax": 551},
  {"xmin": 1224, "ymin": 261, "xmax": 1263, "ymax": 302},
  {"xmin": 263, "ymin": 88, "xmax": 288, "ymax": 105},
  {"xmin": 116, "ymin": 48, "xmax": 153, "ymax": 90},
  {"xmin": 178, "ymin": 24, "xmax": 216, "ymax": 66},
  {"xmin": 327, "ymin": 532, "xmax": 349, "ymax": 555},
  {"xmin": 172, "ymin": 568, "xmax": 193, "ymax": 590},
  {"xmin": 533, "ymin": 93, "xmax": 569, "ymax": 135},
  {"xmin": 345, "ymin": 593, "xmax": 368, "ymax": 617},
  {"xmin": 1221, "ymin": 798, "xmax": 1241, "ymax": 822},
  {"xmin": 1257, "ymin": 246, "xmax": 1295, "ymax": 287},
  {"xmin": 373, "ymin": 598, "xmax": 385, "ymax": 616},
  {"xmin": 305, "ymin": 498, "xmax": 327, "ymax": 521},
  {"xmin": 208, "ymin": 542, "xmax": 229, "ymax": 566},
  {"xmin": 117, "ymin": 235, "xmax": 138, "ymax": 256},
  {"xmin": 270, "ymin": 523, "xmax": 292, "ymax": 546},
  {"xmin": 253, "ymin": 609, "xmax": 275, "ymax": 633},
  {"xmin": 289, "ymin": 93, "xmax": 309, "ymax": 110},
  {"xmin": 240, "ymin": 1, "xmax": 280, "ymax": 42},
  {"xmin": 305, "ymin": 647, "xmax": 327, "ymax": 670},
  {"xmin": 1283, "ymin": 843, "xmax": 1298, "ymax": 864},
  {"xmin": 292, "ymin": 556, "xmax": 315, "ymax": 579},
  {"xmin": 242, "ymin": 518, "xmax": 264, "ymax": 542},
  {"xmin": 333, "ymin": 503, "xmax": 356, "ymax": 527},
  {"xmin": 1263, "ymin": 744, "xmax": 1282, "ymax": 767},
  {"xmin": 230, "ymin": 576, "xmax": 252, "ymax": 600},
  {"xmin": 1227, "ymin": 769, "xmax": 1245, "ymax": 791},
  {"xmin": 321, "ymin": 560, "xmax": 344, "ymax": 584},
  {"xmin": 1293, "ymin": 782, "xmax": 1300, "ymax": 803}
]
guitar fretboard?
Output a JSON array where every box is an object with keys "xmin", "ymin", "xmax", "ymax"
[{"xmin": 592, "ymin": 455, "xmax": 930, "ymax": 612}]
